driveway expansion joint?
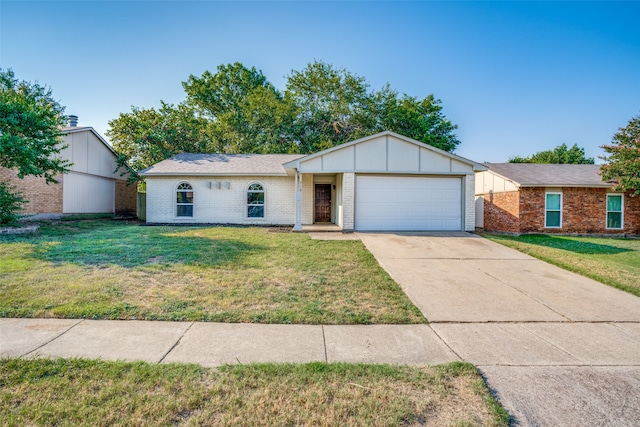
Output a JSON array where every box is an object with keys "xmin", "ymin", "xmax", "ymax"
[{"xmin": 427, "ymin": 324, "xmax": 463, "ymax": 361}]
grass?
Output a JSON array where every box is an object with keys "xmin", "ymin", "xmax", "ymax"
[
  {"xmin": 0, "ymin": 220, "xmax": 425, "ymax": 324},
  {"xmin": 0, "ymin": 358, "xmax": 509, "ymax": 427},
  {"xmin": 484, "ymin": 233, "xmax": 640, "ymax": 297}
]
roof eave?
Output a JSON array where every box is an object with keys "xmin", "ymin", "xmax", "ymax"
[
  {"xmin": 519, "ymin": 183, "xmax": 614, "ymax": 188},
  {"xmin": 139, "ymin": 172, "xmax": 291, "ymax": 177}
]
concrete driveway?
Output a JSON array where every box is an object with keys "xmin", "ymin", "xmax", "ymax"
[{"xmin": 358, "ymin": 232, "xmax": 640, "ymax": 426}]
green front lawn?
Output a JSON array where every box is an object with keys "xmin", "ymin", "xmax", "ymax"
[
  {"xmin": 0, "ymin": 220, "xmax": 424, "ymax": 324},
  {"xmin": 0, "ymin": 358, "xmax": 508, "ymax": 427},
  {"xmin": 484, "ymin": 234, "xmax": 640, "ymax": 297}
]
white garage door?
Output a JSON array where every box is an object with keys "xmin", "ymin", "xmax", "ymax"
[
  {"xmin": 355, "ymin": 176, "xmax": 462, "ymax": 231},
  {"xmin": 63, "ymin": 172, "xmax": 115, "ymax": 213}
]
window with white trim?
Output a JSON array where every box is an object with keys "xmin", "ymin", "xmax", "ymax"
[
  {"xmin": 247, "ymin": 183, "xmax": 265, "ymax": 218},
  {"xmin": 545, "ymin": 192, "xmax": 562, "ymax": 228},
  {"xmin": 176, "ymin": 182, "xmax": 193, "ymax": 217},
  {"xmin": 606, "ymin": 194, "xmax": 623, "ymax": 229}
]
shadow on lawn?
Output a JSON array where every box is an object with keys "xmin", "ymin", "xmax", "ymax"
[
  {"xmin": 517, "ymin": 235, "xmax": 634, "ymax": 255},
  {"xmin": 29, "ymin": 226, "xmax": 265, "ymax": 268}
]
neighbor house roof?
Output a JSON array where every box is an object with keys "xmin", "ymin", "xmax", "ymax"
[
  {"xmin": 484, "ymin": 163, "xmax": 613, "ymax": 188},
  {"xmin": 139, "ymin": 153, "xmax": 305, "ymax": 177}
]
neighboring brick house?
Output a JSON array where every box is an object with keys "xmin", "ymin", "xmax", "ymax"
[
  {"xmin": 1, "ymin": 118, "xmax": 137, "ymax": 216},
  {"xmin": 140, "ymin": 131, "xmax": 486, "ymax": 231},
  {"xmin": 475, "ymin": 163, "xmax": 640, "ymax": 235}
]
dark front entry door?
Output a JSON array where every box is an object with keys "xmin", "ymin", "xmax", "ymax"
[{"xmin": 314, "ymin": 184, "xmax": 332, "ymax": 222}]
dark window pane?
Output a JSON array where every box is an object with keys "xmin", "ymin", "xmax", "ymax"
[
  {"xmin": 546, "ymin": 211, "xmax": 561, "ymax": 227},
  {"xmin": 248, "ymin": 183, "xmax": 263, "ymax": 191},
  {"xmin": 247, "ymin": 192, "xmax": 265, "ymax": 204},
  {"xmin": 607, "ymin": 195, "xmax": 622, "ymax": 212},
  {"xmin": 546, "ymin": 194, "xmax": 561, "ymax": 210},
  {"xmin": 177, "ymin": 204, "xmax": 193, "ymax": 217},
  {"xmin": 248, "ymin": 205, "xmax": 264, "ymax": 218},
  {"xmin": 607, "ymin": 212, "xmax": 622, "ymax": 229},
  {"xmin": 177, "ymin": 191, "xmax": 193, "ymax": 203}
]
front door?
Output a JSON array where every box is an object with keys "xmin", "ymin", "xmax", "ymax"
[{"xmin": 314, "ymin": 184, "xmax": 332, "ymax": 222}]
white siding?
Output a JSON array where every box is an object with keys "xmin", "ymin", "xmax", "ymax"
[
  {"xmin": 61, "ymin": 130, "xmax": 121, "ymax": 180},
  {"xmin": 354, "ymin": 139, "xmax": 386, "ymax": 170},
  {"xmin": 297, "ymin": 134, "xmax": 475, "ymax": 175},
  {"xmin": 145, "ymin": 176, "xmax": 296, "ymax": 224},
  {"xmin": 387, "ymin": 138, "xmax": 419, "ymax": 171},
  {"xmin": 475, "ymin": 170, "xmax": 519, "ymax": 195},
  {"xmin": 63, "ymin": 172, "xmax": 115, "ymax": 213}
]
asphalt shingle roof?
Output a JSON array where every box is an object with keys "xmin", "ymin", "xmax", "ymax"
[
  {"xmin": 484, "ymin": 163, "xmax": 612, "ymax": 187},
  {"xmin": 139, "ymin": 153, "xmax": 305, "ymax": 176}
]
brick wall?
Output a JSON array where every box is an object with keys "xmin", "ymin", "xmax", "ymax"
[
  {"xmin": 115, "ymin": 180, "xmax": 137, "ymax": 215},
  {"xmin": 485, "ymin": 186, "xmax": 640, "ymax": 235},
  {"xmin": 0, "ymin": 167, "xmax": 63, "ymax": 214},
  {"xmin": 518, "ymin": 188, "xmax": 546, "ymax": 233},
  {"xmin": 301, "ymin": 175, "xmax": 314, "ymax": 225},
  {"xmin": 483, "ymin": 190, "xmax": 520, "ymax": 233},
  {"xmin": 341, "ymin": 173, "xmax": 355, "ymax": 231},
  {"xmin": 464, "ymin": 174, "xmax": 476, "ymax": 231},
  {"xmin": 145, "ymin": 176, "xmax": 297, "ymax": 225}
]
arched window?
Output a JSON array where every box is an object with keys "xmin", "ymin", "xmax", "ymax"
[
  {"xmin": 176, "ymin": 182, "xmax": 193, "ymax": 217},
  {"xmin": 247, "ymin": 183, "xmax": 265, "ymax": 218}
]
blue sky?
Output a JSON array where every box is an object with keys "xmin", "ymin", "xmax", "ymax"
[{"xmin": 1, "ymin": 1, "xmax": 639, "ymax": 163}]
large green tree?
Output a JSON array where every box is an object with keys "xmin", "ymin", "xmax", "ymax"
[
  {"xmin": 373, "ymin": 85, "xmax": 459, "ymax": 152},
  {"xmin": 509, "ymin": 143, "xmax": 595, "ymax": 164},
  {"xmin": 107, "ymin": 102, "xmax": 212, "ymax": 182},
  {"xmin": 286, "ymin": 61, "xmax": 374, "ymax": 152},
  {"xmin": 600, "ymin": 114, "xmax": 640, "ymax": 195},
  {"xmin": 183, "ymin": 63, "xmax": 298, "ymax": 154},
  {"xmin": 285, "ymin": 62, "xmax": 460, "ymax": 153},
  {"xmin": 0, "ymin": 68, "xmax": 70, "ymax": 182},
  {"xmin": 108, "ymin": 61, "xmax": 461, "ymax": 174}
]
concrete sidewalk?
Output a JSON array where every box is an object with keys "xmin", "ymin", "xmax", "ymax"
[
  {"xmin": 0, "ymin": 319, "xmax": 458, "ymax": 366},
  {"xmin": 3, "ymin": 317, "xmax": 640, "ymax": 368}
]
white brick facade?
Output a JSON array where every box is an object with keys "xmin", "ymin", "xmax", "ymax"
[
  {"xmin": 146, "ymin": 176, "xmax": 298, "ymax": 225},
  {"xmin": 342, "ymin": 173, "xmax": 355, "ymax": 231},
  {"xmin": 142, "ymin": 132, "xmax": 486, "ymax": 230},
  {"xmin": 464, "ymin": 174, "xmax": 475, "ymax": 231}
]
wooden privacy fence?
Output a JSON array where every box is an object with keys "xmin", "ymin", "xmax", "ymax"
[{"xmin": 137, "ymin": 192, "xmax": 146, "ymax": 221}]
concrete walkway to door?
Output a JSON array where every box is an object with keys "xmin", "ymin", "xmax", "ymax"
[{"xmin": 358, "ymin": 232, "xmax": 640, "ymax": 426}]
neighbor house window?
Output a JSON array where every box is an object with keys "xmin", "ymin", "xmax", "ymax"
[
  {"xmin": 606, "ymin": 194, "xmax": 623, "ymax": 229},
  {"xmin": 247, "ymin": 183, "xmax": 265, "ymax": 218},
  {"xmin": 545, "ymin": 192, "xmax": 562, "ymax": 228},
  {"xmin": 176, "ymin": 182, "xmax": 193, "ymax": 217}
]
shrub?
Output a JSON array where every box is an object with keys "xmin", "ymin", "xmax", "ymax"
[{"xmin": 0, "ymin": 182, "xmax": 27, "ymax": 226}]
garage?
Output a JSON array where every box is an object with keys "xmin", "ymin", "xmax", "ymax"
[
  {"xmin": 284, "ymin": 131, "xmax": 486, "ymax": 232},
  {"xmin": 355, "ymin": 175, "xmax": 462, "ymax": 231}
]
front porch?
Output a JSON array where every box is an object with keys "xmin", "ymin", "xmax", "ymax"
[
  {"xmin": 291, "ymin": 172, "xmax": 353, "ymax": 232},
  {"xmin": 300, "ymin": 223, "xmax": 342, "ymax": 232}
]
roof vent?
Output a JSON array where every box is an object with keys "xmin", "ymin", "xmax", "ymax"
[{"xmin": 68, "ymin": 115, "xmax": 78, "ymax": 127}]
